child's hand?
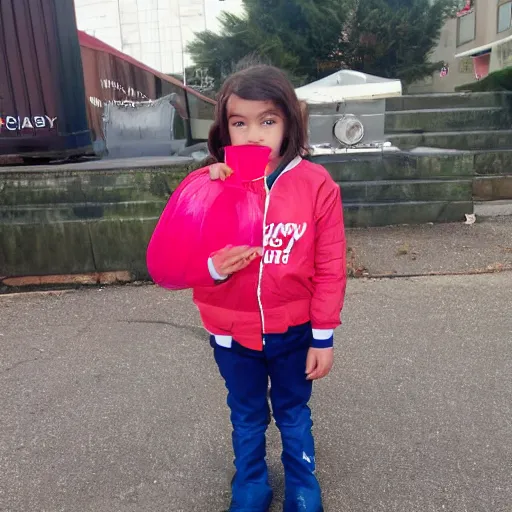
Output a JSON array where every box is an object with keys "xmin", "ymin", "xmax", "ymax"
[
  {"xmin": 211, "ymin": 245, "xmax": 263, "ymax": 276},
  {"xmin": 306, "ymin": 348, "xmax": 334, "ymax": 380},
  {"xmin": 209, "ymin": 163, "xmax": 233, "ymax": 181}
]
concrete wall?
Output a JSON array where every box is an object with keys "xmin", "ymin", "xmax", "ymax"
[
  {"xmin": 409, "ymin": 0, "xmax": 512, "ymax": 93},
  {"xmin": 408, "ymin": 17, "xmax": 476, "ymax": 94},
  {"xmin": 0, "ymin": 160, "xmax": 194, "ymax": 279},
  {"xmin": 459, "ymin": 0, "xmax": 512, "ymax": 49}
]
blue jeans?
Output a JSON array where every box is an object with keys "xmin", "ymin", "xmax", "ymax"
[{"xmin": 212, "ymin": 323, "xmax": 323, "ymax": 512}]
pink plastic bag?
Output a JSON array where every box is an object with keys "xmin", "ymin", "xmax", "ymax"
[{"xmin": 147, "ymin": 145, "xmax": 271, "ymax": 290}]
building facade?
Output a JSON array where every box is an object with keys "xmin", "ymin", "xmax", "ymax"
[
  {"xmin": 74, "ymin": 0, "xmax": 512, "ymax": 94},
  {"xmin": 410, "ymin": 0, "xmax": 512, "ymax": 93},
  {"xmin": 73, "ymin": 0, "xmax": 245, "ymax": 77}
]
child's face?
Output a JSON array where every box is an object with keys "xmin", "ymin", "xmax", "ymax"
[{"xmin": 226, "ymin": 94, "xmax": 285, "ymax": 162}]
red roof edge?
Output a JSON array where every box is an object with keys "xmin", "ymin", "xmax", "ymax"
[{"xmin": 77, "ymin": 30, "xmax": 216, "ymax": 105}]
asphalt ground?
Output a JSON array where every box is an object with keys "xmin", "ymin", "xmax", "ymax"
[{"xmin": 0, "ymin": 273, "xmax": 511, "ymax": 511}]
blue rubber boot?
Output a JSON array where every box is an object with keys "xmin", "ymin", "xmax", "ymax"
[
  {"xmin": 279, "ymin": 412, "xmax": 323, "ymax": 512},
  {"xmin": 228, "ymin": 419, "xmax": 273, "ymax": 511}
]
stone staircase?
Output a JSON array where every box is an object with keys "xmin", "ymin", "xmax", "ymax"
[
  {"xmin": 385, "ymin": 92, "xmax": 512, "ymax": 151},
  {"xmin": 312, "ymin": 147, "xmax": 512, "ymax": 228},
  {"xmin": 312, "ymin": 152, "xmax": 474, "ymax": 228},
  {"xmin": 309, "ymin": 92, "xmax": 512, "ymax": 228},
  {"xmin": 0, "ymin": 152, "xmax": 480, "ymax": 279}
]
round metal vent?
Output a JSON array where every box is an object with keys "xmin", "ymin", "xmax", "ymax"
[{"xmin": 333, "ymin": 114, "xmax": 364, "ymax": 146}]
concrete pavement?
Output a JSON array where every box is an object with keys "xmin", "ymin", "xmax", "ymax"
[
  {"xmin": 0, "ymin": 274, "xmax": 511, "ymax": 511},
  {"xmin": 346, "ymin": 216, "xmax": 512, "ymax": 277}
]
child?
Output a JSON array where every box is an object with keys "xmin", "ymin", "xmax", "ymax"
[
  {"xmin": 163, "ymin": 65, "xmax": 346, "ymax": 511},
  {"xmin": 204, "ymin": 65, "xmax": 346, "ymax": 512}
]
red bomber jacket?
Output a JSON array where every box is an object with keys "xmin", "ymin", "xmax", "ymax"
[{"xmin": 192, "ymin": 156, "xmax": 347, "ymax": 351}]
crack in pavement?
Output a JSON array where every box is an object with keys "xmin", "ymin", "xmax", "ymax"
[
  {"xmin": 1, "ymin": 356, "xmax": 41, "ymax": 374},
  {"xmin": 120, "ymin": 319, "xmax": 206, "ymax": 339}
]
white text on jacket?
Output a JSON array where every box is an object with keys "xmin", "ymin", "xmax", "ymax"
[{"xmin": 263, "ymin": 222, "xmax": 308, "ymax": 265}]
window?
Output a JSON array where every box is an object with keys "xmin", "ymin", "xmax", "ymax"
[
  {"xmin": 498, "ymin": 1, "xmax": 512, "ymax": 33},
  {"xmin": 459, "ymin": 57, "xmax": 474, "ymax": 73},
  {"xmin": 187, "ymin": 92, "xmax": 215, "ymax": 142},
  {"xmin": 457, "ymin": 10, "xmax": 476, "ymax": 45}
]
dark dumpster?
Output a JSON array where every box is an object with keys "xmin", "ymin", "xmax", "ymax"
[{"xmin": 0, "ymin": 0, "xmax": 92, "ymax": 162}]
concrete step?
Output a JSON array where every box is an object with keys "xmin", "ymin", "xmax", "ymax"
[
  {"xmin": 0, "ymin": 185, "xmax": 160, "ymax": 206},
  {"xmin": 0, "ymin": 217, "xmax": 157, "ymax": 277},
  {"xmin": 385, "ymin": 107, "xmax": 510, "ymax": 134},
  {"xmin": 473, "ymin": 175, "xmax": 512, "ymax": 201},
  {"xmin": 0, "ymin": 201, "xmax": 166, "ymax": 224},
  {"xmin": 313, "ymin": 152, "xmax": 474, "ymax": 181},
  {"xmin": 386, "ymin": 130, "xmax": 512, "ymax": 151},
  {"xmin": 474, "ymin": 200, "xmax": 512, "ymax": 218},
  {"xmin": 473, "ymin": 149, "xmax": 512, "ymax": 175},
  {"xmin": 386, "ymin": 92, "xmax": 512, "ymax": 111},
  {"xmin": 344, "ymin": 200, "xmax": 472, "ymax": 228},
  {"xmin": 341, "ymin": 179, "xmax": 472, "ymax": 203},
  {"xmin": 0, "ymin": 168, "xmax": 188, "ymax": 206}
]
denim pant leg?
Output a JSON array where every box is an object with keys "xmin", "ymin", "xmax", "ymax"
[
  {"xmin": 214, "ymin": 341, "xmax": 273, "ymax": 512},
  {"xmin": 265, "ymin": 327, "xmax": 323, "ymax": 512}
]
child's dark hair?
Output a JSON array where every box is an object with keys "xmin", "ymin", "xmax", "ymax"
[{"xmin": 208, "ymin": 65, "xmax": 308, "ymax": 163}]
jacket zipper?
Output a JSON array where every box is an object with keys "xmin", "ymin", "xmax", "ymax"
[
  {"xmin": 256, "ymin": 157, "xmax": 302, "ymax": 347},
  {"xmin": 257, "ymin": 178, "xmax": 270, "ymax": 344}
]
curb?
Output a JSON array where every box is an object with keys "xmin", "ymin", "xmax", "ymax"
[
  {"xmin": 362, "ymin": 265, "xmax": 512, "ymax": 279},
  {"xmin": 2, "ymin": 265, "xmax": 512, "ymax": 295},
  {"xmin": 0, "ymin": 271, "xmax": 133, "ymax": 291}
]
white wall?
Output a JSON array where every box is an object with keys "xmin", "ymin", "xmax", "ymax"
[
  {"xmin": 74, "ymin": 0, "xmax": 245, "ymax": 75},
  {"xmin": 75, "ymin": 0, "xmax": 123, "ymax": 49}
]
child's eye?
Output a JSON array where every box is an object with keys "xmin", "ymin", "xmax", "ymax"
[
  {"xmin": 263, "ymin": 119, "xmax": 276, "ymax": 126},
  {"xmin": 232, "ymin": 121, "xmax": 245, "ymax": 127}
]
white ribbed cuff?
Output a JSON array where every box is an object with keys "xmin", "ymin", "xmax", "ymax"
[
  {"xmin": 312, "ymin": 329, "xmax": 334, "ymax": 340},
  {"xmin": 213, "ymin": 335, "xmax": 233, "ymax": 348},
  {"xmin": 208, "ymin": 257, "xmax": 228, "ymax": 281}
]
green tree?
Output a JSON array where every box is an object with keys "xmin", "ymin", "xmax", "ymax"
[
  {"xmin": 341, "ymin": 0, "xmax": 459, "ymax": 85},
  {"xmin": 186, "ymin": 0, "xmax": 349, "ymax": 88},
  {"xmin": 187, "ymin": 0, "xmax": 457, "ymax": 90}
]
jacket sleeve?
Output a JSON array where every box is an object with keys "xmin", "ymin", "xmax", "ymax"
[{"xmin": 310, "ymin": 179, "xmax": 346, "ymax": 346}]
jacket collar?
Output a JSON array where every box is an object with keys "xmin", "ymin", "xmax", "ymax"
[{"xmin": 266, "ymin": 156, "xmax": 302, "ymax": 190}]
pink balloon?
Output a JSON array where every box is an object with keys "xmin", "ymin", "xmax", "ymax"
[{"xmin": 147, "ymin": 145, "xmax": 271, "ymax": 290}]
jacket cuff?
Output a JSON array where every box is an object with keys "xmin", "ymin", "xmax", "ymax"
[
  {"xmin": 311, "ymin": 328, "xmax": 334, "ymax": 349},
  {"xmin": 208, "ymin": 257, "xmax": 228, "ymax": 281}
]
